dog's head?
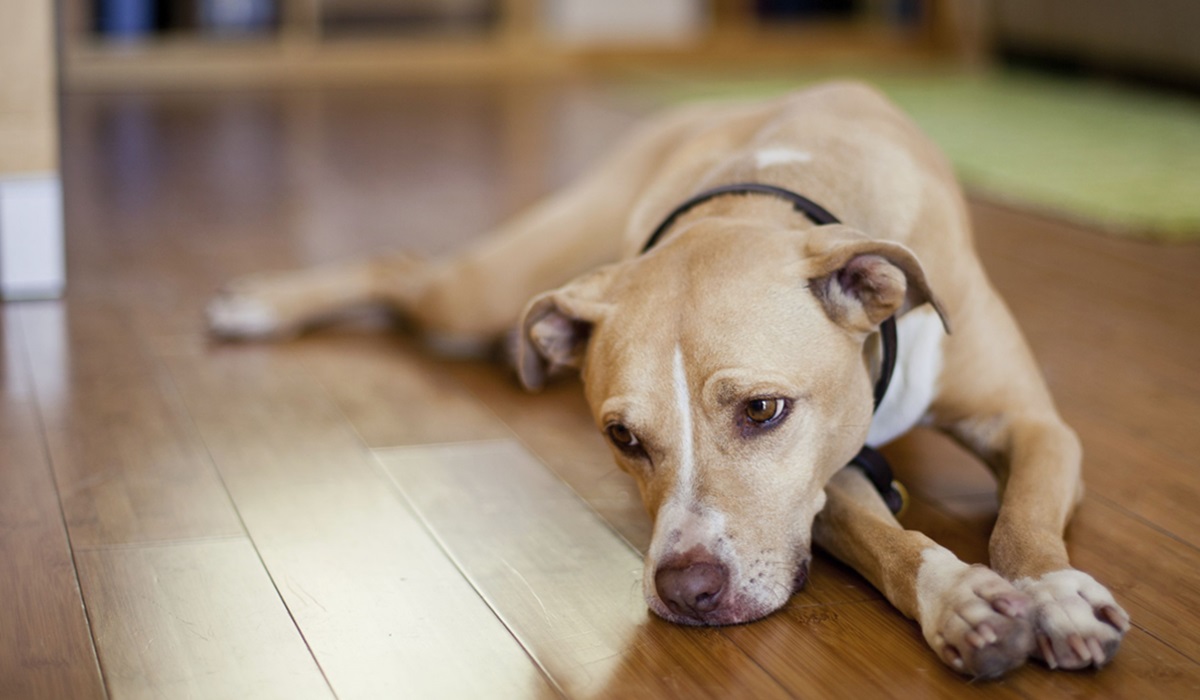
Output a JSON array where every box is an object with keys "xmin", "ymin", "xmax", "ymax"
[{"xmin": 516, "ymin": 221, "xmax": 944, "ymax": 625}]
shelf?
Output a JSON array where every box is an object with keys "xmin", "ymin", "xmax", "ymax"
[
  {"xmin": 61, "ymin": 0, "xmax": 956, "ymax": 89},
  {"xmin": 65, "ymin": 35, "xmax": 551, "ymax": 89},
  {"xmin": 64, "ymin": 23, "xmax": 939, "ymax": 89}
]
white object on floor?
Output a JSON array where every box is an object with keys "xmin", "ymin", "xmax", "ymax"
[{"xmin": 0, "ymin": 174, "xmax": 64, "ymax": 300}]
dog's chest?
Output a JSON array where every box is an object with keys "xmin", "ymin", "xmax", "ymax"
[{"xmin": 866, "ymin": 306, "xmax": 945, "ymax": 447}]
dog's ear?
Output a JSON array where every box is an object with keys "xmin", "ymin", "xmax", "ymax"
[
  {"xmin": 515, "ymin": 267, "xmax": 617, "ymax": 392},
  {"xmin": 803, "ymin": 225, "xmax": 949, "ymax": 335}
]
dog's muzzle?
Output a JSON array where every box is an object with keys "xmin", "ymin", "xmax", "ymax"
[{"xmin": 650, "ymin": 549, "xmax": 812, "ymax": 626}]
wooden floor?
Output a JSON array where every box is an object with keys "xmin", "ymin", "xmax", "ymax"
[{"xmin": 3, "ymin": 81, "xmax": 1199, "ymax": 699}]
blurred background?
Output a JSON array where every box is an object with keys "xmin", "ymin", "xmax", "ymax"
[
  {"xmin": 59, "ymin": 0, "xmax": 1200, "ymax": 88},
  {"xmin": 66, "ymin": 0, "xmax": 952, "ymax": 85}
]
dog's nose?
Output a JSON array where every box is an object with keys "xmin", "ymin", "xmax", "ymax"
[{"xmin": 655, "ymin": 560, "xmax": 729, "ymax": 620}]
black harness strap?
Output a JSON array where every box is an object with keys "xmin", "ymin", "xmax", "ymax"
[{"xmin": 642, "ymin": 182, "xmax": 906, "ymax": 515}]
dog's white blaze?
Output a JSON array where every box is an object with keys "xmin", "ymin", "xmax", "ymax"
[
  {"xmin": 672, "ymin": 344, "xmax": 695, "ymax": 494},
  {"xmin": 867, "ymin": 306, "xmax": 945, "ymax": 447},
  {"xmin": 755, "ymin": 147, "xmax": 814, "ymax": 169},
  {"xmin": 671, "ymin": 503, "xmax": 728, "ymax": 556},
  {"xmin": 643, "ymin": 346, "xmax": 737, "ymax": 603}
]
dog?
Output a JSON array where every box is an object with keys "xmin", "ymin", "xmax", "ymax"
[{"xmin": 207, "ymin": 81, "xmax": 1129, "ymax": 678}]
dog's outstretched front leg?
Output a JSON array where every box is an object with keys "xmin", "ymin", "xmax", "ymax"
[
  {"xmin": 207, "ymin": 252, "xmax": 431, "ymax": 340},
  {"xmin": 954, "ymin": 412, "xmax": 1130, "ymax": 670},
  {"xmin": 814, "ymin": 467, "xmax": 1034, "ymax": 678}
]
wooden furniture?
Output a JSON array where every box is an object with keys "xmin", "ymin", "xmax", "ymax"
[
  {"xmin": 61, "ymin": 0, "xmax": 951, "ymax": 89},
  {"xmin": 0, "ymin": 0, "xmax": 64, "ymax": 299}
]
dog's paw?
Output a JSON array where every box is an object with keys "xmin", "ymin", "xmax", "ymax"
[
  {"xmin": 918, "ymin": 550, "xmax": 1034, "ymax": 679},
  {"xmin": 1015, "ymin": 568, "xmax": 1129, "ymax": 670},
  {"xmin": 206, "ymin": 283, "xmax": 291, "ymax": 340}
]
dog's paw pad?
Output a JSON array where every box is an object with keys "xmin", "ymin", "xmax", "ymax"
[
  {"xmin": 920, "ymin": 553, "xmax": 1034, "ymax": 679},
  {"xmin": 1016, "ymin": 568, "xmax": 1128, "ymax": 670},
  {"xmin": 206, "ymin": 291, "xmax": 287, "ymax": 339}
]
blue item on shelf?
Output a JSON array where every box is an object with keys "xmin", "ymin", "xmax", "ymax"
[
  {"xmin": 96, "ymin": 0, "xmax": 157, "ymax": 38},
  {"xmin": 198, "ymin": 0, "xmax": 277, "ymax": 35}
]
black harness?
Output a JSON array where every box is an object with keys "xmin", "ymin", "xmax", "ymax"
[{"xmin": 641, "ymin": 183, "xmax": 908, "ymax": 515}]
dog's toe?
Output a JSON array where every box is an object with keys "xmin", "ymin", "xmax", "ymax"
[
  {"xmin": 941, "ymin": 621, "xmax": 1033, "ymax": 680},
  {"xmin": 1016, "ymin": 569, "xmax": 1128, "ymax": 670},
  {"xmin": 922, "ymin": 560, "xmax": 1035, "ymax": 679}
]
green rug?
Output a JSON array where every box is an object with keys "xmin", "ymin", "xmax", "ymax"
[{"xmin": 632, "ymin": 69, "xmax": 1200, "ymax": 242}]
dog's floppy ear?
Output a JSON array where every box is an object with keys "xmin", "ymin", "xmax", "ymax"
[
  {"xmin": 515, "ymin": 266, "xmax": 617, "ymax": 392},
  {"xmin": 803, "ymin": 225, "xmax": 949, "ymax": 335}
]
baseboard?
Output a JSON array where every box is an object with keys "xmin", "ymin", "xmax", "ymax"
[{"xmin": 0, "ymin": 174, "xmax": 64, "ymax": 300}]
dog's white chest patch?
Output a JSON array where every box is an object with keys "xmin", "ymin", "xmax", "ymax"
[
  {"xmin": 866, "ymin": 306, "xmax": 945, "ymax": 447},
  {"xmin": 754, "ymin": 147, "xmax": 814, "ymax": 169}
]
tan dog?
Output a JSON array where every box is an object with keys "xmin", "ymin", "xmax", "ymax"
[{"xmin": 208, "ymin": 81, "xmax": 1129, "ymax": 678}]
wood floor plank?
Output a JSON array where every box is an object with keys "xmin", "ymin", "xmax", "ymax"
[
  {"xmin": 163, "ymin": 346, "xmax": 553, "ymax": 699},
  {"xmin": 378, "ymin": 440, "xmax": 793, "ymax": 699},
  {"xmin": 1069, "ymin": 410, "xmax": 1200, "ymax": 549},
  {"xmin": 447, "ymin": 364, "xmax": 651, "ymax": 547},
  {"xmin": 1028, "ymin": 328, "xmax": 1197, "ymax": 464},
  {"xmin": 971, "ymin": 201, "xmax": 1200, "ymax": 325},
  {"xmin": 75, "ymin": 538, "xmax": 332, "ymax": 700},
  {"xmin": 0, "ymin": 307, "xmax": 106, "ymax": 700},
  {"xmin": 16, "ymin": 302, "xmax": 244, "ymax": 547},
  {"xmin": 0, "ymin": 430, "xmax": 107, "ymax": 700},
  {"xmin": 288, "ymin": 331, "xmax": 512, "ymax": 448},
  {"xmin": 18, "ymin": 300, "xmax": 154, "ymax": 383}
]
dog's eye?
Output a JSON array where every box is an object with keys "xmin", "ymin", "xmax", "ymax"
[
  {"xmin": 606, "ymin": 423, "xmax": 642, "ymax": 452},
  {"xmin": 745, "ymin": 398, "xmax": 787, "ymax": 425}
]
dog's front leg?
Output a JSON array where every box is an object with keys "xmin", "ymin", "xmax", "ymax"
[
  {"xmin": 207, "ymin": 252, "xmax": 432, "ymax": 340},
  {"xmin": 814, "ymin": 467, "xmax": 1034, "ymax": 679},
  {"xmin": 955, "ymin": 413, "xmax": 1131, "ymax": 670}
]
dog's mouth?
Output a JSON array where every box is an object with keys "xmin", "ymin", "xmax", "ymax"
[
  {"xmin": 792, "ymin": 557, "xmax": 811, "ymax": 593},
  {"xmin": 649, "ymin": 591, "xmax": 777, "ymax": 627},
  {"xmin": 647, "ymin": 554, "xmax": 812, "ymax": 627}
]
